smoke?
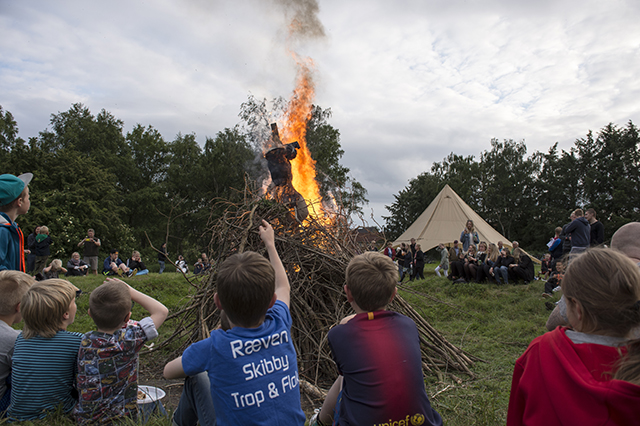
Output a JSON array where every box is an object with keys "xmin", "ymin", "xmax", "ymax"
[{"xmin": 273, "ymin": 0, "xmax": 326, "ymax": 40}]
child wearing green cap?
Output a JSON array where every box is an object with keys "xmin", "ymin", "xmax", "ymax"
[{"xmin": 0, "ymin": 173, "xmax": 32, "ymax": 272}]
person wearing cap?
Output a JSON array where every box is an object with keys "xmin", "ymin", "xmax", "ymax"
[{"xmin": 0, "ymin": 173, "xmax": 32, "ymax": 272}]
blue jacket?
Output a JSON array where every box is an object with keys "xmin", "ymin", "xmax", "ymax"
[
  {"xmin": 0, "ymin": 212, "xmax": 25, "ymax": 272},
  {"xmin": 103, "ymin": 256, "xmax": 123, "ymax": 273}
]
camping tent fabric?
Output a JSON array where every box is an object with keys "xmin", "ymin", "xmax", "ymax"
[{"xmin": 393, "ymin": 184, "xmax": 512, "ymax": 252}]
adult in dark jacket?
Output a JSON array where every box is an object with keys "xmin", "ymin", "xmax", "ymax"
[
  {"xmin": 509, "ymin": 251, "xmax": 535, "ymax": 283},
  {"xmin": 563, "ymin": 209, "xmax": 591, "ymax": 254},
  {"xmin": 560, "ymin": 212, "xmax": 576, "ymax": 255},
  {"xmin": 410, "ymin": 244, "xmax": 425, "ymax": 281},
  {"xmin": 26, "ymin": 226, "xmax": 39, "ymax": 273},
  {"xmin": 490, "ymin": 248, "xmax": 514, "ymax": 285},
  {"xmin": 585, "ymin": 208, "xmax": 604, "ymax": 246}
]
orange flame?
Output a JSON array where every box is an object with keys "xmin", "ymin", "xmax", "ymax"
[{"xmin": 279, "ymin": 54, "xmax": 332, "ymax": 224}]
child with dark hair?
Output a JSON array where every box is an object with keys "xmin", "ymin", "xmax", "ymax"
[
  {"xmin": 74, "ymin": 278, "xmax": 167, "ymax": 424},
  {"xmin": 309, "ymin": 252, "xmax": 442, "ymax": 426},
  {"xmin": 163, "ymin": 220, "xmax": 305, "ymax": 425}
]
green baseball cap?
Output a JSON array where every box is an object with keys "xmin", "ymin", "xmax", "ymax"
[{"xmin": 0, "ymin": 173, "xmax": 33, "ymax": 206}]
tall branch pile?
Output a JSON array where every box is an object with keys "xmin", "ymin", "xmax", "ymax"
[{"xmin": 156, "ymin": 194, "xmax": 478, "ymax": 392}]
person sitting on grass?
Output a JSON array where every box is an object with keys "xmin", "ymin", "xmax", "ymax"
[
  {"xmin": 42, "ymin": 259, "xmax": 67, "ymax": 279},
  {"xmin": 476, "ymin": 243, "xmax": 499, "ymax": 283},
  {"xmin": 126, "ymin": 250, "xmax": 148, "ymax": 275},
  {"xmin": 490, "ymin": 248, "xmax": 514, "ymax": 285},
  {"xmin": 508, "ymin": 247, "xmax": 534, "ymax": 284},
  {"xmin": 538, "ymin": 253, "xmax": 551, "ymax": 280},
  {"xmin": 102, "ymin": 249, "xmax": 134, "ymax": 277},
  {"xmin": 507, "ymin": 248, "xmax": 640, "ymax": 425},
  {"xmin": 163, "ymin": 220, "xmax": 306, "ymax": 426},
  {"xmin": 66, "ymin": 252, "xmax": 89, "ymax": 277},
  {"xmin": 0, "ymin": 271, "xmax": 34, "ymax": 416},
  {"xmin": 7, "ymin": 279, "xmax": 83, "ymax": 421},
  {"xmin": 74, "ymin": 278, "xmax": 168, "ymax": 424},
  {"xmin": 542, "ymin": 260, "xmax": 564, "ymax": 299},
  {"xmin": 309, "ymin": 252, "xmax": 442, "ymax": 426}
]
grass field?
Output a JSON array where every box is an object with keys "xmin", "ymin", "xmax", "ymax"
[{"xmin": 4, "ymin": 264, "xmax": 554, "ymax": 425}]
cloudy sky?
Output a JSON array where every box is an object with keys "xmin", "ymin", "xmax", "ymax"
[{"xmin": 2, "ymin": 0, "xmax": 640, "ymax": 226}]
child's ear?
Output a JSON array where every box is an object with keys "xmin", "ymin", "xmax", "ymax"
[
  {"xmin": 344, "ymin": 285, "xmax": 354, "ymax": 303},
  {"xmin": 87, "ymin": 308, "xmax": 92, "ymax": 318},
  {"xmin": 123, "ymin": 312, "xmax": 132, "ymax": 325},
  {"xmin": 213, "ymin": 293, "xmax": 223, "ymax": 311},
  {"xmin": 15, "ymin": 302, "xmax": 20, "ymax": 313},
  {"xmin": 267, "ymin": 293, "xmax": 277, "ymax": 309},
  {"xmin": 388, "ymin": 287, "xmax": 398, "ymax": 304}
]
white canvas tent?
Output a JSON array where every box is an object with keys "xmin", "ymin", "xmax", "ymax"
[{"xmin": 393, "ymin": 184, "xmax": 512, "ymax": 252}]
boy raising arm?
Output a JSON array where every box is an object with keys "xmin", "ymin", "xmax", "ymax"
[
  {"xmin": 74, "ymin": 278, "xmax": 168, "ymax": 424},
  {"xmin": 164, "ymin": 219, "xmax": 305, "ymax": 426}
]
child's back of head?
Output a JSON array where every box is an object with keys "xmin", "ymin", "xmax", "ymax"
[
  {"xmin": 346, "ymin": 252, "xmax": 397, "ymax": 312},
  {"xmin": 0, "ymin": 270, "xmax": 34, "ymax": 320},
  {"xmin": 89, "ymin": 280, "xmax": 132, "ymax": 331},
  {"xmin": 217, "ymin": 251, "xmax": 275, "ymax": 328},
  {"xmin": 21, "ymin": 279, "xmax": 77, "ymax": 339}
]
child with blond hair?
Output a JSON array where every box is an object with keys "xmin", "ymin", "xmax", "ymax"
[
  {"xmin": 0, "ymin": 271, "xmax": 34, "ymax": 415},
  {"xmin": 8, "ymin": 279, "xmax": 83, "ymax": 421}
]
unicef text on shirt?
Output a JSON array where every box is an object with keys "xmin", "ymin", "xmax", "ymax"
[{"xmin": 229, "ymin": 330, "xmax": 289, "ymax": 358}]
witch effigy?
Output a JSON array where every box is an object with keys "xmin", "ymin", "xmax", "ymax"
[{"xmin": 264, "ymin": 123, "xmax": 309, "ymax": 222}]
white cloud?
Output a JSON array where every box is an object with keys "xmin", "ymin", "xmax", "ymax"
[{"xmin": 2, "ymin": 0, "xmax": 640, "ymax": 226}]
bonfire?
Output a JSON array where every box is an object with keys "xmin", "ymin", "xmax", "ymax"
[{"xmin": 154, "ymin": 188, "xmax": 478, "ymax": 401}]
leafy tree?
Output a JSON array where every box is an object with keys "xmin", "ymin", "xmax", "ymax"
[
  {"xmin": 384, "ymin": 171, "xmax": 444, "ymax": 239},
  {"xmin": 574, "ymin": 122, "xmax": 640, "ymax": 238},
  {"xmin": 478, "ymin": 139, "xmax": 540, "ymax": 241}
]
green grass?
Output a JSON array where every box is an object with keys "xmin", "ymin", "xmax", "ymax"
[{"xmin": 5, "ymin": 266, "xmax": 555, "ymax": 425}]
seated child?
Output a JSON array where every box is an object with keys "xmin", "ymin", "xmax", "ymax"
[
  {"xmin": 125, "ymin": 250, "xmax": 149, "ymax": 275},
  {"xmin": 508, "ymin": 248, "xmax": 640, "ymax": 425},
  {"xmin": 74, "ymin": 278, "xmax": 168, "ymax": 424},
  {"xmin": 0, "ymin": 271, "xmax": 34, "ymax": 415},
  {"xmin": 163, "ymin": 220, "xmax": 306, "ymax": 426},
  {"xmin": 310, "ymin": 252, "xmax": 442, "ymax": 426},
  {"xmin": 66, "ymin": 252, "xmax": 89, "ymax": 277},
  {"xmin": 541, "ymin": 261, "xmax": 564, "ymax": 298},
  {"xmin": 538, "ymin": 253, "xmax": 551, "ymax": 280},
  {"xmin": 43, "ymin": 259, "xmax": 68, "ymax": 279},
  {"xmin": 7, "ymin": 279, "xmax": 83, "ymax": 421}
]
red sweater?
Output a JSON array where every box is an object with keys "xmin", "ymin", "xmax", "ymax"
[{"xmin": 507, "ymin": 327, "xmax": 640, "ymax": 426}]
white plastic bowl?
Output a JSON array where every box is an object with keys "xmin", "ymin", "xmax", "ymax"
[{"xmin": 137, "ymin": 385, "xmax": 166, "ymax": 405}]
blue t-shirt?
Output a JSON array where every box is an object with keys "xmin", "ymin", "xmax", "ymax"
[
  {"xmin": 8, "ymin": 330, "xmax": 83, "ymax": 421},
  {"xmin": 328, "ymin": 311, "xmax": 443, "ymax": 426},
  {"xmin": 182, "ymin": 300, "xmax": 305, "ymax": 426}
]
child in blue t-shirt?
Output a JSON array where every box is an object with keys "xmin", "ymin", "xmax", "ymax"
[
  {"xmin": 310, "ymin": 252, "xmax": 442, "ymax": 426},
  {"xmin": 164, "ymin": 220, "xmax": 305, "ymax": 426}
]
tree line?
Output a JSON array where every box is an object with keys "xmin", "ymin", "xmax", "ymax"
[
  {"xmin": 383, "ymin": 121, "xmax": 640, "ymax": 253},
  {"xmin": 0, "ymin": 97, "xmax": 366, "ymax": 264}
]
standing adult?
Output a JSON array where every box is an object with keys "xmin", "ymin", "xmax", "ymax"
[
  {"xmin": 410, "ymin": 244, "xmax": 425, "ymax": 281},
  {"xmin": 158, "ymin": 243, "xmax": 168, "ymax": 274},
  {"xmin": 560, "ymin": 212, "xmax": 577, "ymax": 256},
  {"xmin": 460, "ymin": 219, "xmax": 479, "ymax": 252},
  {"xmin": 585, "ymin": 208, "xmax": 604, "ymax": 247},
  {"xmin": 563, "ymin": 209, "xmax": 590, "ymax": 255},
  {"xmin": 26, "ymin": 226, "xmax": 39, "ymax": 273},
  {"xmin": 78, "ymin": 229, "xmax": 101, "ymax": 275}
]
